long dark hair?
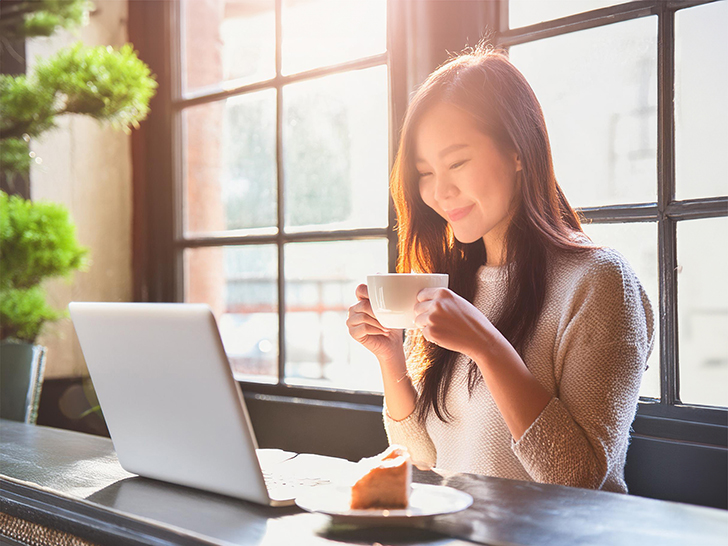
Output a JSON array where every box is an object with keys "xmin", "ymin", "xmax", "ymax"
[{"xmin": 390, "ymin": 45, "xmax": 592, "ymax": 423}]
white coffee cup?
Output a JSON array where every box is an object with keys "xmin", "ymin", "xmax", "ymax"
[{"xmin": 366, "ymin": 273, "xmax": 449, "ymax": 329}]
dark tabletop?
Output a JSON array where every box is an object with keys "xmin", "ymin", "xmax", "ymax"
[{"xmin": 0, "ymin": 419, "xmax": 726, "ymax": 546}]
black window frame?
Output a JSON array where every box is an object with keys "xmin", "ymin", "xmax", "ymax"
[
  {"xmin": 495, "ymin": 0, "xmax": 728, "ymax": 426},
  {"xmin": 140, "ymin": 0, "xmax": 399, "ymax": 400},
  {"xmin": 131, "ymin": 0, "xmax": 728, "ymax": 428}
]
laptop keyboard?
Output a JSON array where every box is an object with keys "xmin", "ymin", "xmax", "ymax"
[
  {"xmin": 262, "ymin": 470, "xmax": 331, "ymax": 490},
  {"xmin": 257, "ymin": 449, "xmax": 358, "ymax": 500}
]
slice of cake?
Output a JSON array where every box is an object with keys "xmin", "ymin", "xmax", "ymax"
[{"xmin": 350, "ymin": 445, "xmax": 412, "ymax": 509}]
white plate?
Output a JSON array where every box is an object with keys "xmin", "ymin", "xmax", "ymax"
[{"xmin": 295, "ymin": 483, "xmax": 473, "ymax": 522}]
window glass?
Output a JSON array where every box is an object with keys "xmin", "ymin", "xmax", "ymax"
[
  {"xmin": 283, "ymin": 65, "xmax": 389, "ymax": 231},
  {"xmin": 509, "ymin": 0, "xmax": 627, "ymax": 29},
  {"xmin": 284, "ymin": 239, "xmax": 388, "ymax": 392},
  {"xmin": 281, "ymin": 0, "xmax": 386, "ymax": 75},
  {"xmin": 184, "ymin": 89, "xmax": 277, "ymax": 235},
  {"xmin": 510, "ymin": 17, "xmax": 657, "ymax": 209},
  {"xmin": 581, "ymin": 222, "xmax": 660, "ymax": 399},
  {"xmin": 185, "ymin": 245, "xmax": 279, "ymax": 382},
  {"xmin": 183, "ymin": 0, "xmax": 275, "ymax": 93},
  {"xmin": 675, "ymin": 0, "xmax": 728, "ymax": 200},
  {"xmin": 180, "ymin": 0, "xmax": 389, "ymax": 393},
  {"xmin": 677, "ymin": 217, "xmax": 728, "ymax": 407}
]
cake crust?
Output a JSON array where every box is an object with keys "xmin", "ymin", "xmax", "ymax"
[{"xmin": 350, "ymin": 445, "xmax": 412, "ymax": 509}]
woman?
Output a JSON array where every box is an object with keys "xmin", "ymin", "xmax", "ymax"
[{"xmin": 346, "ymin": 46, "xmax": 654, "ymax": 493}]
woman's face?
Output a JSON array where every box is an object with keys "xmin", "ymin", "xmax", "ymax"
[{"xmin": 414, "ymin": 101, "xmax": 521, "ymax": 246}]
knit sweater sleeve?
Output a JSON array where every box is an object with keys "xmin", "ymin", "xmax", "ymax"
[
  {"xmin": 511, "ymin": 250, "xmax": 655, "ymax": 490},
  {"xmin": 382, "ymin": 405, "xmax": 437, "ymax": 468},
  {"xmin": 381, "ymin": 331, "xmax": 437, "ymax": 468}
]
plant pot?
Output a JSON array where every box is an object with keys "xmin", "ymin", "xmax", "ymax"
[{"xmin": 0, "ymin": 341, "xmax": 47, "ymax": 424}]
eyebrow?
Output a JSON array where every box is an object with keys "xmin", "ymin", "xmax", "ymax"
[{"xmin": 415, "ymin": 143, "xmax": 470, "ymax": 164}]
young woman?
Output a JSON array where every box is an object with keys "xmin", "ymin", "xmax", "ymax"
[{"xmin": 346, "ymin": 46, "xmax": 654, "ymax": 493}]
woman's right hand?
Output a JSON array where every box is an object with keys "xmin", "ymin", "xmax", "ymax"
[
  {"xmin": 349, "ymin": 284, "xmax": 416, "ymax": 421},
  {"xmin": 346, "ymin": 284, "xmax": 404, "ymax": 362}
]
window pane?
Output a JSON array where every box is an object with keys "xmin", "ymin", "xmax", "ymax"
[
  {"xmin": 281, "ymin": 0, "xmax": 386, "ymax": 75},
  {"xmin": 284, "ymin": 239, "xmax": 388, "ymax": 391},
  {"xmin": 581, "ymin": 222, "xmax": 660, "ymax": 399},
  {"xmin": 510, "ymin": 17, "xmax": 657, "ymax": 208},
  {"xmin": 283, "ymin": 66, "xmax": 389, "ymax": 231},
  {"xmin": 184, "ymin": 90, "xmax": 277, "ymax": 234},
  {"xmin": 675, "ymin": 1, "xmax": 728, "ymax": 200},
  {"xmin": 185, "ymin": 245, "xmax": 278, "ymax": 381},
  {"xmin": 509, "ymin": 0, "xmax": 627, "ymax": 28},
  {"xmin": 183, "ymin": 0, "xmax": 275, "ymax": 93},
  {"xmin": 677, "ymin": 218, "xmax": 728, "ymax": 407}
]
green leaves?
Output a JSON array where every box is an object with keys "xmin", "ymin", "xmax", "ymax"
[
  {"xmin": 0, "ymin": 191, "xmax": 89, "ymax": 291},
  {"xmin": 0, "ymin": 3, "xmax": 155, "ymax": 343},
  {"xmin": 0, "ymin": 285, "xmax": 63, "ymax": 343},
  {"xmin": 0, "ymin": 74, "xmax": 56, "ymax": 140},
  {"xmin": 0, "ymin": 191, "xmax": 89, "ymax": 342},
  {"xmin": 0, "ymin": 0, "xmax": 91, "ymax": 39},
  {"xmin": 36, "ymin": 42, "xmax": 158, "ymax": 130},
  {"xmin": 0, "ymin": 42, "xmax": 158, "ymax": 143},
  {"xmin": 0, "ymin": 138, "xmax": 32, "ymax": 176}
]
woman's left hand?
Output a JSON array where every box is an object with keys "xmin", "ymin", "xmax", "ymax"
[
  {"xmin": 415, "ymin": 287, "xmax": 553, "ymax": 442},
  {"xmin": 413, "ymin": 287, "xmax": 491, "ymax": 359}
]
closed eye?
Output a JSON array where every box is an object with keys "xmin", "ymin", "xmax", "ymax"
[
  {"xmin": 417, "ymin": 171, "xmax": 432, "ymax": 178},
  {"xmin": 450, "ymin": 160, "xmax": 468, "ymax": 170}
]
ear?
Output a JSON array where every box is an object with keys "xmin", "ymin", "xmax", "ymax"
[{"xmin": 514, "ymin": 152, "xmax": 522, "ymax": 172}]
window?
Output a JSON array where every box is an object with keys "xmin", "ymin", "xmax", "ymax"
[
  {"xmin": 501, "ymin": 0, "xmax": 728, "ymax": 410},
  {"xmin": 178, "ymin": 0, "xmax": 391, "ymax": 393},
  {"xmin": 135, "ymin": 0, "xmax": 726, "ymax": 414}
]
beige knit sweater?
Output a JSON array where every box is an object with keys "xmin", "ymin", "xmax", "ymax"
[{"xmin": 383, "ymin": 246, "xmax": 655, "ymax": 493}]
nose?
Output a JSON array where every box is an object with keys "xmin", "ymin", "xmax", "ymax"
[{"xmin": 433, "ymin": 174, "xmax": 459, "ymax": 203}]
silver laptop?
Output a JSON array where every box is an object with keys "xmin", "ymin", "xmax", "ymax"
[{"xmin": 69, "ymin": 302, "xmax": 332, "ymax": 506}]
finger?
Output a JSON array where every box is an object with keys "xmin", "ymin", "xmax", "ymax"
[
  {"xmin": 421, "ymin": 325, "xmax": 439, "ymax": 346},
  {"xmin": 413, "ymin": 310, "xmax": 427, "ymax": 329},
  {"xmin": 349, "ymin": 298, "xmax": 376, "ymax": 318},
  {"xmin": 413, "ymin": 317, "xmax": 424, "ymax": 330},
  {"xmin": 412, "ymin": 300, "xmax": 430, "ymax": 316},
  {"xmin": 423, "ymin": 325, "xmax": 444, "ymax": 348},
  {"xmin": 355, "ymin": 284, "xmax": 370, "ymax": 300},
  {"xmin": 417, "ymin": 287, "xmax": 448, "ymax": 302},
  {"xmin": 350, "ymin": 323, "xmax": 389, "ymax": 339},
  {"xmin": 347, "ymin": 311, "xmax": 387, "ymax": 331}
]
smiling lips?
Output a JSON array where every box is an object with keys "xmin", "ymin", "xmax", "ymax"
[{"xmin": 446, "ymin": 204, "xmax": 475, "ymax": 222}]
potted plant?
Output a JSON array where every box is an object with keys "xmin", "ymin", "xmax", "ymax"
[
  {"xmin": 0, "ymin": 191, "xmax": 89, "ymax": 422},
  {"xmin": 0, "ymin": 0, "xmax": 156, "ymax": 424}
]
